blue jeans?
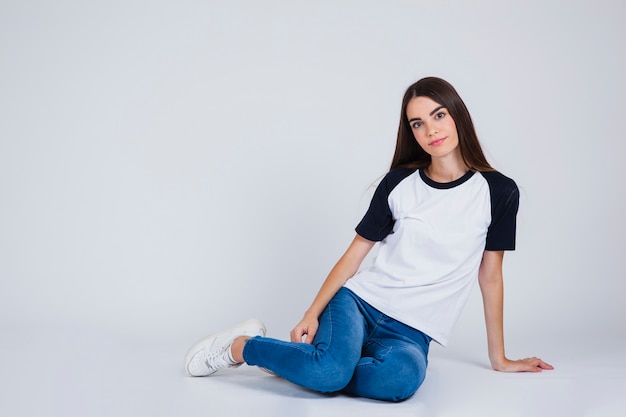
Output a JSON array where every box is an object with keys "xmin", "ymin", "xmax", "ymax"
[{"xmin": 243, "ymin": 288, "xmax": 431, "ymax": 402}]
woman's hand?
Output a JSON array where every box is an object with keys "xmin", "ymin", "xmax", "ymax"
[
  {"xmin": 290, "ymin": 316, "xmax": 319, "ymax": 344},
  {"xmin": 492, "ymin": 357, "xmax": 554, "ymax": 373},
  {"xmin": 288, "ymin": 235, "xmax": 374, "ymax": 345},
  {"xmin": 478, "ymin": 252, "xmax": 554, "ymax": 374}
]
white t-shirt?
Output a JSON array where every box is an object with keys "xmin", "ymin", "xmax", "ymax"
[{"xmin": 344, "ymin": 167, "xmax": 519, "ymax": 346}]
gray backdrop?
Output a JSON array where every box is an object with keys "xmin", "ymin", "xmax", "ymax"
[{"xmin": 1, "ymin": 0, "xmax": 624, "ymax": 353}]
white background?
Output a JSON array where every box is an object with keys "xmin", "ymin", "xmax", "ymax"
[{"xmin": 1, "ymin": 0, "xmax": 625, "ymax": 415}]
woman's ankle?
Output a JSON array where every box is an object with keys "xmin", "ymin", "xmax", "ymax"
[{"xmin": 230, "ymin": 336, "xmax": 250, "ymax": 363}]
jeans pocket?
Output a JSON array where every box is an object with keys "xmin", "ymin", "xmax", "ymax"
[{"xmin": 358, "ymin": 340, "xmax": 393, "ymax": 365}]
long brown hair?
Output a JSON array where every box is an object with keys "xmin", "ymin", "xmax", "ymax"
[{"xmin": 390, "ymin": 77, "xmax": 493, "ymax": 172}]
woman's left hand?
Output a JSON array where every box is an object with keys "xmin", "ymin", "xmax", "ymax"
[{"xmin": 493, "ymin": 357, "xmax": 554, "ymax": 373}]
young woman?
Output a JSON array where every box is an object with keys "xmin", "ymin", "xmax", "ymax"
[{"xmin": 184, "ymin": 77, "xmax": 553, "ymax": 402}]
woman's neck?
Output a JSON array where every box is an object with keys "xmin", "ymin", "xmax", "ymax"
[{"xmin": 424, "ymin": 155, "xmax": 469, "ymax": 183}]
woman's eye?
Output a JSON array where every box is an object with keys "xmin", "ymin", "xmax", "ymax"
[
  {"xmin": 435, "ymin": 112, "xmax": 446, "ymax": 119},
  {"xmin": 412, "ymin": 122, "xmax": 423, "ymax": 129}
]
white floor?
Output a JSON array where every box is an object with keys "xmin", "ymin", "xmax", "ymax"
[{"xmin": 2, "ymin": 325, "xmax": 625, "ymax": 417}]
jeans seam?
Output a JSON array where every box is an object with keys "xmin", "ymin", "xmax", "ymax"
[
  {"xmin": 364, "ymin": 313, "xmax": 387, "ymax": 344},
  {"xmin": 326, "ymin": 302, "xmax": 333, "ymax": 349}
]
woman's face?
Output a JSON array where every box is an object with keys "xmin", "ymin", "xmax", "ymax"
[{"xmin": 406, "ymin": 96, "xmax": 460, "ymax": 160}]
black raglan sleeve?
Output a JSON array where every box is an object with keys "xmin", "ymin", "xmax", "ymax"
[
  {"xmin": 355, "ymin": 168, "xmax": 415, "ymax": 242},
  {"xmin": 483, "ymin": 171, "xmax": 520, "ymax": 251}
]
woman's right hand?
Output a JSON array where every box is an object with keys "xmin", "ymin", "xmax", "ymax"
[
  {"xmin": 288, "ymin": 235, "xmax": 374, "ymax": 345},
  {"xmin": 290, "ymin": 315, "xmax": 319, "ymax": 344}
]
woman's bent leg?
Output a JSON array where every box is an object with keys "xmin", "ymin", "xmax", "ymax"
[
  {"xmin": 343, "ymin": 338, "xmax": 429, "ymax": 401},
  {"xmin": 243, "ymin": 288, "xmax": 366, "ymax": 393}
]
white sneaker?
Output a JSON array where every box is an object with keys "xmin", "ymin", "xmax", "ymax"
[{"xmin": 184, "ymin": 319, "xmax": 266, "ymax": 377}]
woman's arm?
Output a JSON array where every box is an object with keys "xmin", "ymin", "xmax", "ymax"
[
  {"xmin": 290, "ymin": 234, "xmax": 375, "ymax": 343},
  {"xmin": 478, "ymin": 250, "xmax": 553, "ymax": 372}
]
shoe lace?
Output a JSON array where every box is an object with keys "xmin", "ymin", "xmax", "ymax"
[{"xmin": 204, "ymin": 347, "xmax": 232, "ymax": 371}]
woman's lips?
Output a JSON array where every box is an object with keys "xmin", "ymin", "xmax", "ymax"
[{"xmin": 429, "ymin": 137, "xmax": 447, "ymax": 146}]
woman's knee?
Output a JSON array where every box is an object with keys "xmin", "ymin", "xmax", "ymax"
[
  {"xmin": 345, "ymin": 346, "xmax": 428, "ymax": 401},
  {"xmin": 388, "ymin": 349, "xmax": 428, "ymax": 400},
  {"xmin": 386, "ymin": 370, "xmax": 426, "ymax": 401},
  {"xmin": 355, "ymin": 368, "xmax": 426, "ymax": 402}
]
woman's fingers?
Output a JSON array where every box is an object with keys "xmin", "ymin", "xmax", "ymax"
[{"xmin": 290, "ymin": 319, "xmax": 319, "ymax": 343}]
